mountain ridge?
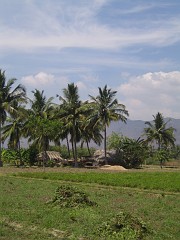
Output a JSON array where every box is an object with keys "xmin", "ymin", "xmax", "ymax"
[{"xmin": 107, "ymin": 118, "xmax": 180, "ymax": 145}]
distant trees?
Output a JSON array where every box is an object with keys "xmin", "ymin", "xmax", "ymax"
[{"xmin": 3, "ymin": 68, "xmax": 178, "ymax": 169}]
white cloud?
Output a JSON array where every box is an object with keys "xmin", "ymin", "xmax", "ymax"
[
  {"xmin": 21, "ymin": 72, "xmax": 54, "ymax": 87},
  {"xmin": 0, "ymin": 1, "xmax": 180, "ymax": 52},
  {"xmin": 117, "ymin": 71, "xmax": 180, "ymax": 120},
  {"xmin": 76, "ymin": 81, "xmax": 87, "ymax": 91}
]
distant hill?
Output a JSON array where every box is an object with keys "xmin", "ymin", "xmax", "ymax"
[{"xmin": 106, "ymin": 118, "xmax": 180, "ymax": 145}]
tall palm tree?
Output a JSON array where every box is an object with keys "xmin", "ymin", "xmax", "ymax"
[
  {"xmin": 58, "ymin": 83, "xmax": 91, "ymax": 166},
  {"xmin": 0, "ymin": 69, "xmax": 26, "ymax": 166},
  {"xmin": 89, "ymin": 85, "xmax": 129, "ymax": 164},
  {"xmin": 144, "ymin": 112, "xmax": 176, "ymax": 150}
]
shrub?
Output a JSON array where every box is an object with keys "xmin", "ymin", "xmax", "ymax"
[{"xmin": 108, "ymin": 133, "xmax": 149, "ymax": 168}]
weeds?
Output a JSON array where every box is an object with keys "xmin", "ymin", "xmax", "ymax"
[
  {"xmin": 49, "ymin": 185, "xmax": 97, "ymax": 208},
  {"xmin": 97, "ymin": 211, "xmax": 151, "ymax": 240}
]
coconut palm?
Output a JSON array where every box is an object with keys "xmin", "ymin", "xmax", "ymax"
[
  {"xmin": 30, "ymin": 89, "xmax": 54, "ymax": 118},
  {"xmin": 26, "ymin": 89, "xmax": 57, "ymax": 166},
  {"xmin": 80, "ymin": 117, "xmax": 103, "ymax": 156},
  {"xmin": 0, "ymin": 69, "xmax": 26, "ymax": 165},
  {"xmin": 144, "ymin": 112, "xmax": 176, "ymax": 150},
  {"xmin": 58, "ymin": 83, "xmax": 91, "ymax": 166},
  {"xmin": 2, "ymin": 102, "xmax": 28, "ymax": 165},
  {"xmin": 89, "ymin": 85, "xmax": 129, "ymax": 164}
]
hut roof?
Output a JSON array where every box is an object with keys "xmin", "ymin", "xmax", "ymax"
[{"xmin": 38, "ymin": 151, "xmax": 62, "ymax": 161}]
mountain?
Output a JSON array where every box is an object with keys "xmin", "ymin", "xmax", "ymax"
[{"xmin": 106, "ymin": 118, "xmax": 180, "ymax": 145}]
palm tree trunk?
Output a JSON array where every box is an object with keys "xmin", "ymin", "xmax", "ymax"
[
  {"xmin": 66, "ymin": 136, "xmax": 70, "ymax": 158},
  {"xmin": 158, "ymin": 140, "xmax": 163, "ymax": 169},
  {"xmin": 18, "ymin": 140, "xmax": 23, "ymax": 166},
  {"xmin": 72, "ymin": 119, "xmax": 78, "ymax": 167},
  {"xmin": 86, "ymin": 140, "xmax": 91, "ymax": 156},
  {"xmin": 71, "ymin": 137, "xmax": 75, "ymax": 160},
  {"xmin": 74, "ymin": 140, "xmax": 78, "ymax": 167},
  {"xmin": 104, "ymin": 126, "xmax": 108, "ymax": 165}
]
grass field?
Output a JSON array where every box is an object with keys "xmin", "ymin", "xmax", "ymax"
[{"xmin": 0, "ymin": 166, "xmax": 180, "ymax": 239}]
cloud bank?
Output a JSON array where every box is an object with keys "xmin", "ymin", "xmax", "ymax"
[{"xmin": 118, "ymin": 71, "xmax": 180, "ymax": 120}]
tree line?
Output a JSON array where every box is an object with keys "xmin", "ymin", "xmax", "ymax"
[{"xmin": 0, "ymin": 69, "xmax": 177, "ymax": 168}]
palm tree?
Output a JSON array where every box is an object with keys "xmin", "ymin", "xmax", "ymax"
[
  {"xmin": 58, "ymin": 83, "xmax": 91, "ymax": 166},
  {"xmin": 89, "ymin": 85, "xmax": 129, "ymax": 164},
  {"xmin": 26, "ymin": 89, "xmax": 56, "ymax": 166},
  {"xmin": 80, "ymin": 117, "xmax": 103, "ymax": 155},
  {"xmin": 30, "ymin": 89, "xmax": 54, "ymax": 118},
  {"xmin": 2, "ymin": 102, "xmax": 28, "ymax": 166},
  {"xmin": 0, "ymin": 69, "xmax": 26, "ymax": 166},
  {"xmin": 144, "ymin": 112, "xmax": 176, "ymax": 167},
  {"xmin": 144, "ymin": 112, "xmax": 176, "ymax": 150}
]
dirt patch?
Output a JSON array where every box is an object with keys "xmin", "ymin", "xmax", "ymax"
[{"xmin": 100, "ymin": 165, "xmax": 127, "ymax": 171}]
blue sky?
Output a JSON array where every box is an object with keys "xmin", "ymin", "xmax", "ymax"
[{"xmin": 0, "ymin": 0, "xmax": 180, "ymax": 120}]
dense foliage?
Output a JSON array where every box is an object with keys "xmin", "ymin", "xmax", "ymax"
[{"xmin": 108, "ymin": 133, "xmax": 148, "ymax": 168}]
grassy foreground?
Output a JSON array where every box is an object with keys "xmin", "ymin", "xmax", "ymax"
[{"xmin": 0, "ymin": 169, "xmax": 180, "ymax": 239}]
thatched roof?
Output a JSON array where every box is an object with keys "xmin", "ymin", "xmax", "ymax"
[{"xmin": 38, "ymin": 151, "xmax": 62, "ymax": 161}]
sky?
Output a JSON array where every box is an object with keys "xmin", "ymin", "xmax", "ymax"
[{"xmin": 0, "ymin": 0, "xmax": 180, "ymax": 120}]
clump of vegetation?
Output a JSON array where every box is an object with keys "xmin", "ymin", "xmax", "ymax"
[
  {"xmin": 97, "ymin": 211, "xmax": 150, "ymax": 240},
  {"xmin": 108, "ymin": 133, "xmax": 148, "ymax": 168},
  {"xmin": 50, "ymin": 185, "xmax": 97, "ymax": 208}
]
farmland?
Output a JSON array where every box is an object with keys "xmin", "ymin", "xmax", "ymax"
[{"xmin": 0, "ymin": 166, "xmax": 180, "ymax": 239}]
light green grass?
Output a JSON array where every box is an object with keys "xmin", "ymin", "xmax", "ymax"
[
  {"xmin": 0, "ymin": 173, "xmax": 180, "ymax": 239},
  {"xmin": 12, "ymin": 171, "xmax": 180, "ymax": 192}
]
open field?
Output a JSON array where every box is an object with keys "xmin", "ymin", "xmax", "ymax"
[{"xmin": 0, "ymin": 166, "xmax": 180, "ymax": 239}]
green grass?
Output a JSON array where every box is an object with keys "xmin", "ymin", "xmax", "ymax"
[
  {"xmin": 0, "ymin": 169, "xmax": 180, "ymax": 239},
  {"xmin": 12, "ymin": 171, "xmax": 180, "ymax": 192}
]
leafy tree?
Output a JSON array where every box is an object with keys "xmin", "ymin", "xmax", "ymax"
[
  {"xmin": 89, "ymin": 85, "xmax": 129, "ymax": 164},
  {"xmin": 0, "ymin": 69, "xmax": 26, "ymax": 166}
]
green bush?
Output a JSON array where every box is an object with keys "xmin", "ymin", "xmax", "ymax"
[
  {"xmin": 2, "ymin": 149, "xmax": 19, "ymax": 165},
  {"xmin": 1, "ymin": 146, "xmax": 38, "ymax": 166},
  {"xmin": 108, "ymin": 133, "xmax": 149, "ymax": 168}
]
